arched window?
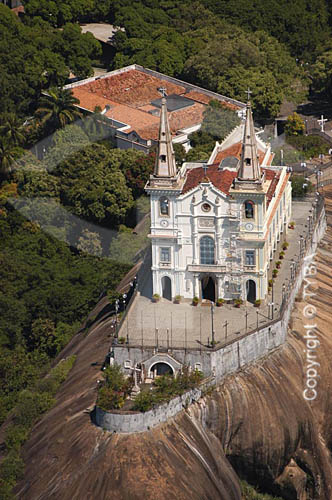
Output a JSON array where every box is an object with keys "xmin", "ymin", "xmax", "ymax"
[
  {"xmin": 244, "ymin": 200, "xmax": 254, "ymax": 218},
  {"xmin": 159, "ymin": 196, "xmax": 169, "ymax": 216},
  {"xmin": 200, "ymin": 236, "xmax": 215, "ymax": 265}
]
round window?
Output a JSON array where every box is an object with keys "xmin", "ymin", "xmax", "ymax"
[{"xmin": 202, "ymin": 203, "xmax": 211, "ymax": 212}]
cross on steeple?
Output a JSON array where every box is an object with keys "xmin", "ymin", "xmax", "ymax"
[{"xmin": 245, "ymin": 88, "xmax": 252, "ymax": 102}]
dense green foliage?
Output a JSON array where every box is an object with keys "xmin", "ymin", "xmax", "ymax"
[
  {"xmin": 132, "ymin": 368, "xmax": 204, "ymax": 412},
  {"xmin": 0, "ymin": 5, "xmax": 101, "ymax": 115},
  {"xmin": 286, "ymin": 135, "xmax": 330, "ymax": 160},
  {"xmin": 284, "ymin": 113, "xmax": 305, "ymax": 137},
  {"xmin": 240, "ymin": 480, "xmax": 283, "ymax": 500},
  {"xmin": 186, "ymin": 100, "xmax": 240, "ymax": 161},
  {"xmin": 97, "ymin": 364, "xmax": 133, "ymax": 410},
  {"xmin": 291, "ymin": 175, "xmax": 314, "ymax": 198},
  {"xmin": 0, "ymin": 356, "xmax": 76, "ymax": 499}
]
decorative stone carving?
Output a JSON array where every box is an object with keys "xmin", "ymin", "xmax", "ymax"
[{"xmin": 198, "ymin": 218, "xmax": 214, "ymax": 228}]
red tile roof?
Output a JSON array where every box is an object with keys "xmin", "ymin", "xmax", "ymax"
[
  {"xmin": 182, "ymin": 165, "xmax": 238, "ymax": 195},
  {"xmin": 213, "ymin": 144, "xmax": 267, "ymax": 166},
  {"xmin": 185, "ymin": 91, "xmax": 239, "ymax": 111},
  {"xmin": 70, "ymin": 68, "xmax": 245, "ymax": 144},
  {"xmin": 76, "ymin": 70, "xmax": 186, "ymax": 108}
]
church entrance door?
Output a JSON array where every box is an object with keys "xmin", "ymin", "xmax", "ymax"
[
  {"xmin": 201, "ymin": 276, "xmax": 215, "ymax": 302},
  {"xmin": 246, "ymin": 279, "xmax": 256, "ymax": 303},
  {"xmin": 161, "ymin": 276, "xmax": 172, "ymax": 301}
]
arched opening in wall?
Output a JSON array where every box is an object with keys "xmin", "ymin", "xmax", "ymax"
[
  {"xmin": 161, "ymin": 276, "xmax": 172, "ymax": 301},
  {"xmin": 150, "ymin": 362, "xmax": 174, "ymax": 377},
  {"xmin": 244, "ymin": 200, "xmax": 255, "ymax": 218},
  {"xmin": 246, "ymin": 279, "xmax": 256, "ymax": 303},
  {"xmin": 201, "ymin": 276, "xmax": 215, "ymax": 302}
]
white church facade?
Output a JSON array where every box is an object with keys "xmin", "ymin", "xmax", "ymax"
[{"xmin": 145, "ymin": 96, "xmax": 292, "ymax": 304}]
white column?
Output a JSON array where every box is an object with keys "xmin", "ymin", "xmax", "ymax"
[
  {"xmin": 216, "ymin": 274, "xmax": 223, "ymax": 299},
  {"xmin": 193, "ymin": 274, "xmax": 200, "ymax": 298}
]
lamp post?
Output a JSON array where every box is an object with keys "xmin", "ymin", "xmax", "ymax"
[
  {"xmin": 115, "ymin": 299, "xmax": 119, "ymax": 337},
  {"xmin": 122, "ymin": 293, "xmax": 127, "ymax": 312},
  {"xmin": 211, "ymin": 301, "xmax": 215, "ymax": 346},
  {"xmin": 271, "ymin": 279, "xmax": 274, "ymax": 320}
]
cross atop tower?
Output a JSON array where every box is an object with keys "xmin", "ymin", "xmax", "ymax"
[{"xmin": 245, "ymin": 88, "xmax": 252, "ymax": 102}]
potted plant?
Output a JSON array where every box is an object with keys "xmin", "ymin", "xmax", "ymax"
[
  {"xmin": 279, "ymin": 251, "xmax": 285, "ymax": 260},
  {"xmin": 234, "ymin": 298, "xmax": 243, "ymax": 308},
  {"xmin": 288, "ymin": 221, "xmax": 295, "ymax": 229},
  {"xmin": 276, "ymin": 260, "xmax": 281, "ymax": 269},
  {"xmin": 254, "ymin": 299, "xmax": 261, "ymax": 307},
  {"xmin": 282, "ymin": 241, "xmax": 289, "ymax": 251},
  {"xmin": 192, "ymin": 296, "xmax": 199, "ymax": 306},
  {"xmin": 152, "ymin": 293, "xmax": 160, "ymax": 303},
  {"xmin": 216, "ymin": 298, "xmax": 225, "ymax": 307},
  {"xmin": 272, "ymin": 269, "xmax": 278, "ymax": 278},
  {"xmin": 118, "ymin": 336, "xmax": 126, "ymax": 344},
  {"xmin": 174, "ymin": 295, "xmax": 181, "ymax": 304}
]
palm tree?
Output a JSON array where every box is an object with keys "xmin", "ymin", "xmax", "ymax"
[
  {"xmin": 0, "ymin": 137, "xmax": 18, "ymax": 180},
  {"xmin": 35, "ymin": 88, "xmax": 82, "ymax": 131},
  {"xmin": 0, "ymin": 113, "xmax": 25, "ymax": 146}
]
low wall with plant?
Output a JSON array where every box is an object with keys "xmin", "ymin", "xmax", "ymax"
[{"xmin": 95, "ymin": 387, "xmax": 202, "ymax": 433}]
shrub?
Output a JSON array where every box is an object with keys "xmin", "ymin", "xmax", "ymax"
[
  {"xmin": 132, "ymin": 389, "xmax": 156, "ymax": 412},
  {"xmin": 97, "ymin": 363, "xmax": 133, "ymax": 410},
  {"xmin": 5, "ymin": 425, "xmax": 29, "ymax": 452},
  {"xmin": 132, "ymin": 367, "xmax": 203, "ymax": 412},
  {"xmin": 192, "ymin": 296, "xmax": 199, "ymax": 305},
  {"xmin": 254, "ymin": 299, "xmax": 262, "ymax": 307},
  {"xmin": 234, "ymin": 298, "xmax": 243, "ymax": 306},
  {"xmin": 0, "ymin": 450, "xmax": 25, "ymax": 487},
  {"xmin": 97, "ymin": 386, "xmax": 125, "ymax": 410}
]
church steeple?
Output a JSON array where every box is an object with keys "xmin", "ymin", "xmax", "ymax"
[
  {"xmin": 154, "ymin": 96, "xmax": 177, "ymax": 178},
  {"xmin": 237, "ymin": 95, "xmax": 261, "ymax": 182}
]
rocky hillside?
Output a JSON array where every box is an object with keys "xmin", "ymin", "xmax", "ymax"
[{"xmin": 8, "ymin": 187, "xmax": 332, "ymax": 499}]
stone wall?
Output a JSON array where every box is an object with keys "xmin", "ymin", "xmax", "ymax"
[{"xmin": 95, "ymin": 387, "xmax": 202, "ymax": 433}]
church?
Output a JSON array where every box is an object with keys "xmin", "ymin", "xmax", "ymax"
[{"xmin": 145, "ymin": 95, "xmax": 292, "ymax": 304}]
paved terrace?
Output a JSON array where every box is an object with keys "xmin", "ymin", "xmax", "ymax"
[{"xmin": 117, "ymin": 199, "xmax": 317, "ymax": 350}]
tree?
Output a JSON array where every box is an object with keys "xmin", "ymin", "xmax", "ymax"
[
  {"xmin": 77, "ymin": 229, "xmax": 103, "ymax": 257},
  {"xmin": 284, "ymin": 113, "xmax": 305, "ymax": 137},
  {"xmin": 0, "ymin": 138, "xmax": 20, "ymax": 181},
  {"xmin": 311, "ymin": 48, "xmax": 332, "ymax": 98},
  {"xmin": 0, "ymin": 113, "xmax": 25, "ymax": 146},
  {"xmin": 201, "ymin": 100, "xmax": 240, "ymax": 139},
  {"xmin": 54, "ymin": 144, "xmax": 134, "ymax": 225},
  {"xmin": 35, "ymin": 88, "xmax": 82, "ymax": 132}
]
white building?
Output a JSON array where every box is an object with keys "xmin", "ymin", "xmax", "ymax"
[{"xmin": 145, "ymin": 97, "xmax": 292, "ymax": 304}]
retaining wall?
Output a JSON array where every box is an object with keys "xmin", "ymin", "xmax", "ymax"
[{"xmin": 95, "ymin": 387, "xmax": 202, "ymax": 433}]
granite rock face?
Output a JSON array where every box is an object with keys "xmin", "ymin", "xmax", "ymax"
[{"xmin": 10, "ymin": 189, "xmax": 332, "ymax": 499}]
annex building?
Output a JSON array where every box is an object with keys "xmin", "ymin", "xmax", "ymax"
[
  {"xmin": 145, "ymin": 96, "xmax": 292, "ymax": 304},
  {"xmin": 65, "ymin": 64, "xmax": 244, "ymax": 152}
]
